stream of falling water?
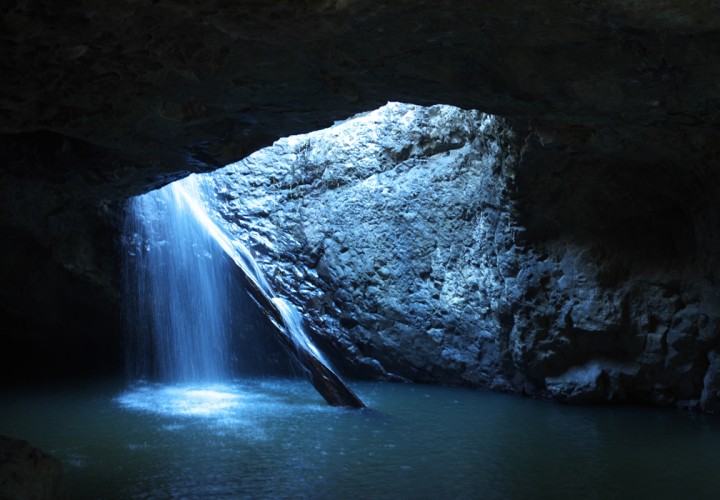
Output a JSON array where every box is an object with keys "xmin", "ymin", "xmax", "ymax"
[
  {"xmin": 122, "ymin": 174, "xmax": 333, "ymax": 386},
  {"xmin": 123, "ymin": 176, "xmax": 232, "ymax": 382}
]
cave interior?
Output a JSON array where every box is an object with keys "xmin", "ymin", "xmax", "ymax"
[{"xmin": 2, "ymin": 1, "xmax": 720, "ymax": 409}]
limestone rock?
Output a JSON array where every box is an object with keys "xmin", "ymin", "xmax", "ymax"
[
  {"xmin": 206, "ymin": 103, "xmax": 720, "ymax": 409},
  {"xmin": 0, "ymin": 436, "xmax": 65, "ymax": 500}
]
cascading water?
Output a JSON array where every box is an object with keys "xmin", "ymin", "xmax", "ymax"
[
  {"xmin": 123, "ymin": 176, "xmax": 233, "ymax": 382},
  {"xmin": 123, "ymin": 174, "xmax": 363, "ymax": 407}
]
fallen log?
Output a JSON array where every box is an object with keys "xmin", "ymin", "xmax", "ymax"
[
  {"xmin": 173, "ymin": 182, "xmax": 364, "ymax": 407},
  {"xmin": 236, "ymin": 263, "xmax": 365, "ymax": 409}
]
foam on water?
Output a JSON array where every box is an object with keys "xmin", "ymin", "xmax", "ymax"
[
  {"xmin": 115, "ymin": 379, "xmax": 332, "ymax": 423},
  {"xmin": 117, "ymin": 384, "xmax": 248, "ymax": 417}
]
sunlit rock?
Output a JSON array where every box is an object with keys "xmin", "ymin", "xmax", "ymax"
[{"xmin": 202, "ymin": 102, "xmax": 720, "ymax": 409}]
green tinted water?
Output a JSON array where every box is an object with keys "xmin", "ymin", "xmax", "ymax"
[{"xmin": 1, "ymin": 379, "xmax": 719, "ymax": 499}]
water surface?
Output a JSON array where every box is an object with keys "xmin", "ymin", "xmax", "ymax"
[{"xmin": 1, "ymin": 379, "xmax": 719, "ymax": 499}]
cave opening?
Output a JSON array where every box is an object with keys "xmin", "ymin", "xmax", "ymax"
[
  {"xmin": 3, "ymin": 102, "xmax": 720, "ymax": 499},
  {"xmin": 6, "ymin": 1, "xmax": 720, "ymax": 496}
]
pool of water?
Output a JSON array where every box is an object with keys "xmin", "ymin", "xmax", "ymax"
[{"xmin": 1, "ymin": 378, "xmax": 719, "ymax": 499}]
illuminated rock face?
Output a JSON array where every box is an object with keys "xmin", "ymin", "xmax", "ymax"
[
  {"xmin": 208, "ymin": 103, "xmax": 720, "ymax": 411},
  {"xmin": 2, "ymin": 2, "xmax": 720, "ymax": 409},
  {"xmin": 209, "ymin": 104, "xmax": 513, "ymax": 385}
]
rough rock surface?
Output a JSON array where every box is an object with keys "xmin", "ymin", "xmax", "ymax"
[
  {"xmin": 207, "ymin": 103, "xmax": 720, "ymax": 411},
  {"xmin": 0, "ymin": 435, "xmax": 65, "ymax": 500}
]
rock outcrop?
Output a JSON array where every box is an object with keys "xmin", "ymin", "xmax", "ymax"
[
  {"xmin": 206, "ymin": 103, "xmax": 720, "ymax": 411},
  {"xmin": 0, "ymin": 435, "xmax": 65, "ymax": 500}
]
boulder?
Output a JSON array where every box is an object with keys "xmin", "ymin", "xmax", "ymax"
[
  {"xmin": 204, "ymin": 102, "xmax": 720, "ymax": 409},
  {"xmin": 0, "ymin": 435, "xmax": 65, "ymax": 500}
]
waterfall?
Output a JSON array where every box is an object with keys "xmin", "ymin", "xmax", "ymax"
[
  {"xmin": 122, "ymin": 174, "xmax": 358, "ymax": 407},
  {"xmin": 123, "ymin": 176, "xmax": 233, "ymax": 382}
]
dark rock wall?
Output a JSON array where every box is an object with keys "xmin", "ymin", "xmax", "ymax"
[
  {"xmin": 0, "ymin": 134, "xmax": 123, "ymax": 379},
  {"xmin": 0, "ymin": 435, "xmax": 65, "ymax": 500},
  {"xmin": 206, "ymin": 103, "xmax": 720, "ymax": 411},
  {"xmin": 0, "ymin": 227, "xmax": 121, "ymax": 380}
]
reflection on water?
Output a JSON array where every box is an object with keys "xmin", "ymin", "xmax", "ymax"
[
  {"xmin": 117, "ymin": 383, "xmax": 249, "ymax": 417},
  {"xmin": 2, "ymin": 379, "xmax": 720, "ymax": 499}
]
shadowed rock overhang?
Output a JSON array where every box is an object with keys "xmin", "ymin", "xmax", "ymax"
[{"xmin": 2, "ymin": 0, "xmax": 720, "ymax": 193}]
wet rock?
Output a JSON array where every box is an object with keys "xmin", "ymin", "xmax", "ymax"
[
  {"xmin": 0, "ymin": 436, "xmax": 65, "ymax": 500},
  {"xmin": 701, "ymin": 351, "xmax": 720, "ymax": 413},
  {"xmin": 546, "ymin": 362, "xmax": 608, "ymax": 403}
]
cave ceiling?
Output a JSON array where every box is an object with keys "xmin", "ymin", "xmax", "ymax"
[{"xmin": 2, "ymin": 0, "xmax": 720, "ymax": 201}]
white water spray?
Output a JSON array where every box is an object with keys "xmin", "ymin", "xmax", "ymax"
[{"xmin": 124, "ymin": 174, "xmax": 336, "ymax": 383}]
